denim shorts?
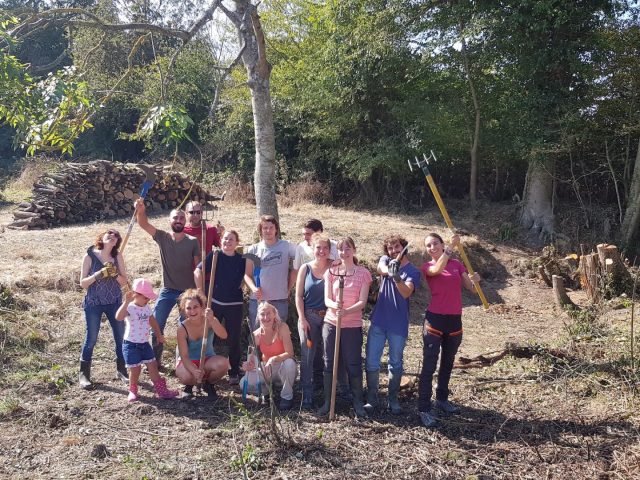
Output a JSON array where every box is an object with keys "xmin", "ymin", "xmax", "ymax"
[{"xmin": 123, "ymin": 340, "xmax": 156, "ymax": 368}]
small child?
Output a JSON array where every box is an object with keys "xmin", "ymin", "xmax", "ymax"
[{"xmin": 116, "ymin": 278, "xmax": 178, "ymax": 402}]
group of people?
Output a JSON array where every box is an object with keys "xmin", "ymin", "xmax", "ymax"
[{"xmin": 78, "ymin": 200, "xmax": 481, "ymax": 428}]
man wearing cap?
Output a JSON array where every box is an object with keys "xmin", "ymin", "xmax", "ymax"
[{"xmin": 134, "ymin": 198, "xmax": 200, "ymax": 365}]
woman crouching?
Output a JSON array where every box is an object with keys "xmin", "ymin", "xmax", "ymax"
[
  {"xmin": 241, "ymin": 302, "xmax": 297, "ymax": 411},
  {"xmin": 176, "ymin": 289, "xmax": 229, "ymax": 401}
]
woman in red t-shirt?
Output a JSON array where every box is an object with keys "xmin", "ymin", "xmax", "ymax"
[{"xmin": 418, "ymin": 233, "xmax": 480, "ymax": 428}]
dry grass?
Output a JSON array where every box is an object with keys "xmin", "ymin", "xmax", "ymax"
[
  {"xmin": 0, "ymin": 198, "xmax": 639, "ymax": 478},
  {"xmin": 1, "ymin": 157, "xmax": 59, "ymax": 203}
]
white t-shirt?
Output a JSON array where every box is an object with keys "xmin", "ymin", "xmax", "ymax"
[
  {"xmin": 125, "ymin": 304, "xmax": 153, "ymax": 344},
  {"xmin": 293, "ymin": 239, "xmax": 338, "ymax": 270},
  {"xmin": 247, "ymin": 239, "xmax": 296, "ymax": 300}
]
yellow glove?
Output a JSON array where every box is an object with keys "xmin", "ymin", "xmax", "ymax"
[{"xmin": 95, "ymin": 263, "xmax": 118, "ymax": 280}]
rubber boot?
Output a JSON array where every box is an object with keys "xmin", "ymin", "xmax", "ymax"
[
  {"xmin": 350, "ymin": 375, "xmax": 368, "ymax": 419},
  {"xmin": 316, "ymin": 373, "xmax": 333, "ymax": 416},
  {"xmin": 128, "ymin": 384, "xmax": 139, "ymax": 403},
  {"xmin": 153, "ymin": 378, "xmax": 178, "ymax": 399},
  {"xmin": 153, "ymin": 344, "xmax": 164, "ymax": 371},
  {"xmin": 363, "ymin": 370, "xmax": 379, "ymax": 414},
  {"xmin": 387, "ymin": 371, "xmax": 402, "ymax": 415},
  {"xmin": 79, "ymin": 361, "xmax": 92, "ymax": 390},
  {"xmin": 116, "ymin": 359, "xmax": 129, "ymax": 384},
  {"xmin": 202, "ymin": 382, "xmax": 219, "ymax": 402},
  {"xmin": 302, "ymin": 386, "xmax": 314, "ymax": 410}
]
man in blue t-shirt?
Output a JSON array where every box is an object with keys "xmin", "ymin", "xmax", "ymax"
[{"xmin": 365, "ymin": 234, "xmax": 421, "ymax": 415}]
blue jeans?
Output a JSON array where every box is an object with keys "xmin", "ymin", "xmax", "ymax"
[
  {"xmin": 365, "ymin": 323, "xmax": 407, "ymax": 375},
  {"xmin": 81, "ymin": 303, "xmax": 124, "ymax": 362},
  {"xmin": 248, "ymin": 298, "xmax": 289, "ymax": 331},
  {"xmin": 298, "ymin": 309, "xmax": 325, "ymax": 395},
  {"xmin": 152, "ymin": 287, "xmax": 183, "ymax": 345}
]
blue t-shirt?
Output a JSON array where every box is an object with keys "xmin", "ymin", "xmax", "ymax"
[
  {"xmin": 302, "ymin": 263, "xmax": 325, "ymax": 310},
  {"xmin": 369, "ymin": 256, "xmax": 421, "ymax": 338},
  {"xmin": 199, "ymin": 251, "xmax": 246, "ymax": 304}
]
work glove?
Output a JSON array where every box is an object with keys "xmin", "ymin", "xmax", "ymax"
[
  {"xmin": 388, "ymin": 259, "xmax": 402, "ymax": 282},
  {"xmin": 95, "ymin": 263, "xmax": 118, "ymax": 280}
]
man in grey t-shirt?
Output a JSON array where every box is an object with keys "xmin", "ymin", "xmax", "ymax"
[
  {"xmin": 135, "ymin": 198, "xmax": 200, "ymax": 365},
  {"xmin": 246, "ymin": 215, "xmax": 296, "ymax": 330}
]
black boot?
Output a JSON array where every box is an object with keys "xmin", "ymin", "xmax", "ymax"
[
  {"xmin": 202, "ymin": 382, "xmax": 219, "ymax": 402},
  {"xmin": 364, "ymin": 370, "xmax": 379, "ymax": 414},
  {"xmin": 116, "ymin": 359, "xmax": 128, "ymax": 383},
  {"xmin": 316, "ymin": 373, "xmax": 333, "ymax": 416},
  {"xmin": 387, "ymin": 371, "xmax": 403, "ymax": 415},
  {"xmin": 350, "ymin": 375, "xmax": 368, "ymax": 419},
  {"xmin": 79, "ymin": 361, "xmax": 92, "ymax": 390}
]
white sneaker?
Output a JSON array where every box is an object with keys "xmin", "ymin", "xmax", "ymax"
[
  {"xmin": 419, "ymin": 410, "xmax": 438, "ymax": 428},
  {"xmin": 435, "ymin": 399, "xmax": 460, "ymax": 414}
]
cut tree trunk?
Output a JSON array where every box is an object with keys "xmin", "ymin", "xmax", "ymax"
[
  {"xmin": 596, "ymin": 243, "xmax": 633, "ymax": 294},
  {"xmin": 579, "ymin": 252, "xmax": 601, "ymax": 303},
  {"xmin": 520, "ymin": 158, "xmax": 555, "ymax": 244},
  {"xmin": 553, "ymin": 275, "xmax": 577, "ymax": 309}
]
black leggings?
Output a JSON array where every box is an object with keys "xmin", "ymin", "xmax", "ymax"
[
  {"xmin": 418, "ymin": 311, "xmax": 463, "ymax": 412},
  {"xmin": 212, "ymin": 302, "xmax": 243, "ymax": 377}
]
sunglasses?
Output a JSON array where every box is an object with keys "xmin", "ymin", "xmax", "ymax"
[
  {"xmin": 187, "ymin": 210, "xmax": 202, "ymax": 214},
  {"xmin": 107, "ymin": 229, "xmax": 121, "ymax": 238}
]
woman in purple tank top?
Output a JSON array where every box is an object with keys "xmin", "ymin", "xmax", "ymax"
[{"xmin": 78, "ymin": 229, "xmax": 129, "ymax": 390}]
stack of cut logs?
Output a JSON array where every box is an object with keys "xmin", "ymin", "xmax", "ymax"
[{"xmin": 6, "ymin": 160, "xmax": 222, "ymax": 230}]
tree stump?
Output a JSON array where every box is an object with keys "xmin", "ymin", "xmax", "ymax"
[
  {"xmin": 553, "ymin": 275, "xmax": 577, "ymax": 310},
  {"xmin": 596, "ymin": 244, "xmax": 633, "ymax": 294},
  {"xmin": 579, "ymin": 253, "xmax": 601, "ymax": 303}
]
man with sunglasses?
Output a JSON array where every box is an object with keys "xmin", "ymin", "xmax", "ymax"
[
  {"xmin": 134, "ymin": 199, "xmax": 200, "ymax": 367},
  {"xmin": 183, "ymin": 201, "xmax": 223, "ymax": 259}
]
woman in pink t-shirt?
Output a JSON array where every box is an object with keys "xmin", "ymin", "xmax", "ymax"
[
  {"xmin": 418, "ymin": 233, "xmax": 480, "ymax": 428},
  {"xmin": 318, "ymin": 237, "xmax": 372, "ymax": 418}
]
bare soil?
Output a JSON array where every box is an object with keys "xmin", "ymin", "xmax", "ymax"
[{"xmin": 0, "ymin": 199, "xmax": 638, "ymax": 479}]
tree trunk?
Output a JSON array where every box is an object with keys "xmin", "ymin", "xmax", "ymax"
[
  {"xmin": 620, "ymin": 138, "xmax": 640, "ymax": 250},
  {"xmin": 231, "ymin": 1, "xmax": 278, "ymax": 220},
  {"xmin": 460, "ymin": 32, "xmax": 480, "ymax": 205},
  {"xmin": 520, "ymin": 158, "xmax": 555, "ymax": 243},
  {"xmin": 552, "ymin": 275, "xmax": 577, "ymax": 310}
]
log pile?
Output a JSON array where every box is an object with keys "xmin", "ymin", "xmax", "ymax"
[{"xmin": 6, "ymin": 160, "xmax": 223, "ymax": 230}]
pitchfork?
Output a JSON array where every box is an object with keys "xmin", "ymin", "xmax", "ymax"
[
  {"xmin": 328, "ymin": 266, "xmax": 355, "ymax": 421},
  {"xmin": 408, "ymin": 151, "xmax": 489, "ymax": 309}
]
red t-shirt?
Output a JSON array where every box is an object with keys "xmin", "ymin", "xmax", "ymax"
[
  {"xmin": 421, "ymin": 259, "xmax": 466, "ymax": 315},
  {"xmin": 183, "ymin": 223, "xmax": 220, "ymax": 256}
]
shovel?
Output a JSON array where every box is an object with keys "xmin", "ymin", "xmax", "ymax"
[
  {"xmin": 119, "ymin": 164, "xmax": 157, "ymax": 254},
  {"xmin": 408, "ymin": 152, "xmax": 489, "ymax": 309}
]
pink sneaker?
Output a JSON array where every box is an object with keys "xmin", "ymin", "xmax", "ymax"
[
  {"xmin": 128, "ymin": 384, "xmax": 139, "ymax": 403},
  {"xmin": 153, "ymin": 378, "xmax": 178, "ymax": 399}
]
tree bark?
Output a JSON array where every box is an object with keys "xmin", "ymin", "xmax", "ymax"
[
  {"xmin": 226, "ymin": 1, "xmax": 278, "ymax": 220},
  {"xmin": 520, "ymin": 158, "xmax": 555, "ymax": 243},
  {"xmin": 552, "ymin": 275, "xmax": 577, "ymax": 310},
  {"xmin": 621, "ymin": 138, "xmax": 640, "ymax": 250}
]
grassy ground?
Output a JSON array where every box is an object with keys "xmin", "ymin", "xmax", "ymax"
[{"xmin": 1, "ymin": 190, "xmax": 639, "ymax": 479}]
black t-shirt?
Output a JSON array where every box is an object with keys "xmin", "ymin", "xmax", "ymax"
[{"xmin": 201, "ymin": 252, "xmax": 246, "ymax": 303}]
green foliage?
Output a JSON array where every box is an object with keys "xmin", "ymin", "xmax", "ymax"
[
  {"xmin": 121, "ymin": 104, "xmax": 194, "ymax": 150},
  {"xmin": 230, "ymin": 444, "xmax": 262, "ymax": 472}
]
